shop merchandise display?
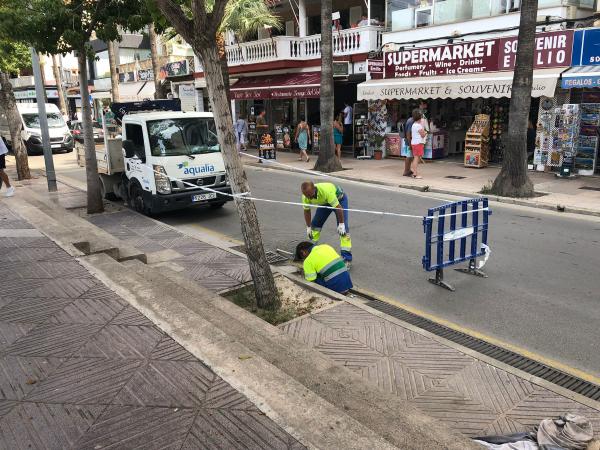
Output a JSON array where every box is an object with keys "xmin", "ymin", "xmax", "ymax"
[
  {"xmin": 534, "ymin": 107, "xmax": 559, "ymax": 169},
  {"xmin": 259, "ymin": 132, "xmax": 276, "ymax": 160},
  {"xmin": 464, "ymin": 114, "xmax": 490, "ymax": 168},
  {"xmin": 248, "ymin": 122, "xmax": 258, "ymax": 148},
  {"xmin": 490, "ymin": 103, "xmax": 509, "ymax": 163},
  {"xmin": 367, "ymin": 100, "xmax": 387, "ymax": 158},
  {"xmin": 556, "ymin": 104, "xmax": 580, "ymax": 175},
  {"xmin": 312, "ymin": 126, "xmax": 320, "ymax": 153},
  {"xmin": 274, "ymin": 124, "xmax": 292, "ymax": 150},
  {"xmin": 353, "ymin": 102, "xmax": 369, "ymax": 158},
  {"xmin": 576, "ymin": 103, "xmax": 600, "ymax": 175}
]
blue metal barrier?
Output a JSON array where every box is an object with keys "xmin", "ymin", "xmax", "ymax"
[{"xmin": 422, "ymin": 198, "xmax": 491, "ymax": 291}]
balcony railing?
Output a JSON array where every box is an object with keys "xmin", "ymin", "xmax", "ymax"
[{"xmin": 224, "ymin": 26, "xmax": 384, "ymax": 67}]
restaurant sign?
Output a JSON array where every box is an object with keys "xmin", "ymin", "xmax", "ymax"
[
  {"xmin": 385, "ymin": 30, "xmax": 573, "ymax": 78},
  {"xmin": 159, "ymin": 60, "xmax": 189, "ymax": 79},
  {"xmin": 137, "ymin": 68, "xmax": 154, "ymax": 81},
  {"xmin": 367, "ymin": 59, "xmax": 384, "ymax": 79},
  {"xmin": 231, "ymin": 86, "xmax": 320, "ymax": 100}
]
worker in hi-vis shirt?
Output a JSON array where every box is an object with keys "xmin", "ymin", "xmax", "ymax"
[
  {"xmin": 301, "ymin": 181, "xmax": 352, "ymax": 264},
  {"xmin": 295, "ymin": 242, "xmax": 353, "ymax": 294}
]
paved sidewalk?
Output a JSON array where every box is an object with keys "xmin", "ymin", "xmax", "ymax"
[
  {"xmin": 0, "ymin": 201, "xmax": 303, "ymax": 449},
  {"xmin": 242, "ymin": 151, "xmax": 600, "ymax": 215}
]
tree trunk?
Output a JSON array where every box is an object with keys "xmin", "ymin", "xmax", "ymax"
[
  {"xmin": 149, "ymin": 23, "xmax": 164, "ymax": 100},
  {"xmin": 0, "ymin": 73, "xmax": 30, "ymax": 180},
  {"xmin": 38, "ymin": 53, "xmax": 48, "ymax": 103},
  {"xmin": 107, "ymin": 41, "xmax": 120, "ymax": 103},
  {"xmin": 51, "ymin": 54, "xmax": 68, "ymax": 118},
  {"xmin": 490, "ymin": 0, "xmax": 536, "ymax": 197},
  {"xmin": 216, "ymin": 33, "xmax": 231, "ymax": 103},
  {"xmin": 314, "ymin": 0, "xmax": 342, "ymax": 173},
  {"xmin": 77, "ymin": 51, "xmax": 104, "ymax": 214},
  {"xmin": 198, "ymin": 42, "xmax": 280, "ymax": 311}
]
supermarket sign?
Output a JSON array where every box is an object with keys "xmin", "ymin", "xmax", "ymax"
[
  {"xmin": 572, "ymin": 28, "xmax": 600, "ymax": 66},
  {"xmin": 385, "ymin": 30, "xmax": 573, "ymax": 78}
]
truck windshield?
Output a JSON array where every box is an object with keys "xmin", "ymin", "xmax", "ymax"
[
  {"xmin": 147, "ymin": 118, "xmax": 220, "ymax": 157},
  {"xmin": 22, "ymin": 113, "xmax": 65, "ymax": 129}
]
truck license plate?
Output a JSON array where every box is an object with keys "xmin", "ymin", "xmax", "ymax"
[
  {"xmin": 192, "ymin": 193, "xmax": 217, "ymax": 202},
  {"xmin": 51, "ymin": 143, "xmax": 61, "ymax": 148}
]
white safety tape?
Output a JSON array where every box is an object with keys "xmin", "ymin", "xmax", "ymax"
[
  {"xmin": 147, "ymin": 164, "xmax": 489, "ymax": 220},
  {"xmin": 478, "ymin": 243, "xmax": 491, "ymax": 269}
]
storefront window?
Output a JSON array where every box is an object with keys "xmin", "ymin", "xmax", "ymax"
[{"xmin": 386, "ymin": 0, "xmax": 567, "ymax": 31}]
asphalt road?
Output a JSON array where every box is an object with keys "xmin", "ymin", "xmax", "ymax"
[{"xmin": 39, "ymin": 154, "xmax": 600, "ymax": 375}]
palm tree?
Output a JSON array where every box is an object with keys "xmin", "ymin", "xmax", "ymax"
[
  {"xmin": 149, "ymin": 23, "xmax": 164, "ymax": 99},
  {"xmin": 314, "ymin": 0, "xmax": 341, "ymax": 172},
  {"xmin": 490, "ymin": 0, "xmax": 537, "ymax": 197},
  {"xmin": 107, "ymin": 40, "xmax": 120, "ymax": 102},
  {"xmin": 51, "ymin": 54, "xmax": 68, "ymax": 117}
]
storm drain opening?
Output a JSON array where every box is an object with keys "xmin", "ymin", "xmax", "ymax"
[
  {"xmin": 445, "ymin": 175, "xmax": 467, "ymax": 179},
  {"xmin": 579, "ymin": 186, "xmax": 600, "ymax": 192},
  {"xmin": 356, "ymin": 293, "xmax": 600, "ymax": 402},
  {"xmin": 231, "ymin": 245, "xmax": 290, "ymax": 265}
]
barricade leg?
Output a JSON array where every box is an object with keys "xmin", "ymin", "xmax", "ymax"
[
  {"xmin": 455, "ymin": 258, "xmax": 488, "ymax": 278},
  {"xmin": 428, "ymin": 268, "xmax": 455, "ymax": 292}
]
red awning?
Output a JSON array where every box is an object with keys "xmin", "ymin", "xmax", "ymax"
[{"xmin": 230, "ymin": 72, "xmax": 320, "ymax": 100}]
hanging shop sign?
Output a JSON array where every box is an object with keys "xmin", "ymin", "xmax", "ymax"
[
  {"xmin": 137, "ymin": 68, "xmax": 154, "ymax": 82},
  {"xmin": 333, "ymin": 61, "xmax": 349, "ymax": 77},
  {"xmin": 562, "ymin": 75, "xmax": 600, "ymax": 89},
  {"xmin": 384, "ymin": 30, "xmax": 573, "ymax": 79},
  {"xmin": 13, "ymin": 89, "xmax": 58, "ymax": 100},
  {"xmin": 367, "ymin": 59, "xmax": 385, "ymax": 79},
  {"xmin": 159, "ymin": 60, "xmax": 189, "ymax": 79},
  {"xmin": 572, "ymin": 28, "xmax": 600, "ymax": 66},
  {"xmin": 119, "ymin": 71, "xmax": 136, "ymax": 83}
]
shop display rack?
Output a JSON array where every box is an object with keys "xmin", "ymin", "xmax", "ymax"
[{"xmin": 464, "ymin": 114, "xmax": 490, "ymax": 168}]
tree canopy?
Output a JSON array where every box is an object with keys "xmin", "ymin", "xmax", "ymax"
[
  {"xmin": 0, "ymin": 39, "xmax": 30, "ymax": 75},
  {"xmin": 0, "ymin": 0, "xmax": 151, "ymax": 53}
]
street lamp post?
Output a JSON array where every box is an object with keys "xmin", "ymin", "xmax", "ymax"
[{"xmin": 30, "ymin": 48, "xmax": 57, "ymax": 192}]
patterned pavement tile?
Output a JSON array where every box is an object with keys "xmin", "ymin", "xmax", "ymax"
[
  {"xmin": 0, "ymin": 247, "xmax": 72, "ymax": 263},
  {"xmin": 25, "ymin": 358, "xmax": 142, "ymax": 404},
  {"xmin": 0, "ymin": 322, "xmax": 36, "ymax": 352},
  {"xmin": 0, "ymin": 260, "xmax": 90, "ymax": 280},
  {"xmin": 0, "ymin": 401, "xmax": 16, "ymax": 420},
  {"xmin": 0, "ymin": 297, "xmax": 75, "ymax": 323},
  {"xmin": 6, "ymin": 323, "xmax": 103, "ymax": 358},
  {"xmin": 0, "ymin": 403, "xmax": 103, "ymax": 450},
  {"xmin": 75, "ymin": 406, "xmax": 195, "ymax": 450},
  {"xmin": 182, "ymin": 409, "xmax": 304, "ymax": 450},
  {"xmin": 75, "ymin": 325, "xmax": 163, "ymax": 359},
  {"xmin": 167, "ymin": 238, "xmax": 216, "ymax": 255},
  {"xmin": 204, "ymin": 378, "xmax": 260, "ymax": 412},
  {"xmin": 149, "ymin": 336, "xmax": 198, "ymax": 361},
  {"xmin": 114, "ymin": 360, "xmax": 215, "ymax": 408},
  {"xmin": 48, "ymin": 297, "xmax": 126, "ymax": 325},
  {"xmin": 0, "ymin": 356, "xmax": 64, "ymax": 400},
  {"xmin": 0, "ymin": 236, "xmax": 58, "ymax": 249},
  {"xmin": 110, "ymin": 306, "xmax": 156, "ymax": 327},
  {"xmin": 79, "ymin": 284, "xmax": 127, "ymax": 304},
  {"xmin": 1, "ymin": 279, "xmax": 50, "ymax": 298},
  {"xmin": 22, "ymin": 277, "xmax": 98, "ymax": 299}
]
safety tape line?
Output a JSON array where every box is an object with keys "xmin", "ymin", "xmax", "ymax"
[{"xmin": 149, "ymin": 164, "xmax": 489, "ymax": 220}]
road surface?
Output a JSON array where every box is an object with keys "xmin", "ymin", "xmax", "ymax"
[{"xmin": 33, "ymin": 153, "xmax": 600, "ymax": 376}]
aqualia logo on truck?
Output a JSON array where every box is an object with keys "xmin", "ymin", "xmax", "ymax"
[{"xmin": 177, "ymin": 161, "xmax": 216, "ymax": 175}]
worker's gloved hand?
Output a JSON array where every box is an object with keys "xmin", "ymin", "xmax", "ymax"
[
  {"xmin": 337, "ymin": 223, "xmax": 346, "ymax": 236},
  {"xmin": 307, "ymin": 227, "xmax": 314, "ymax": 240}
]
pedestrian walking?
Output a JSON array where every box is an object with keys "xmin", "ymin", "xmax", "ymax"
[
  {"xmin": 301, "ymin": 181, "xmax": 352, "ymax": 264},
  {"xmin": 342, "ymin": 101, "xmax": 353, "ymax": 145},
  {"xmin": 403, "ymin": 114, "xmax": 415, "ymax": 177},
  {"xmin": 234, "ymin": 113, "xmax": 248, "ymax": 152},
  {"xmin": 294, "ymin": 116, "xmax": 311, "ymax": 163},
  {"xmin": 0, "ymin": 138, "xmax": 15, "ymax": 197},
  {"xmin": 410, "ymin": 109, "xmax": 427, "ymax": 179},
  {"xmin": 333, "ymin": 113, "xmax": 344, "ymax": 160},
  {"xmin": 295, "ymin": 242, "xmax": 353, "ymax": 294}
]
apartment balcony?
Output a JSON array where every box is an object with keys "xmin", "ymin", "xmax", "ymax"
[{"xmin": 223, "ymin": 26, "xmax": 384, "ymax": 67}]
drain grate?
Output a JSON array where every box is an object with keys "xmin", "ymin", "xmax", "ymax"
[
  {"xmin": 445, "ymin": 175, "xmax": 467, "ymax": 179},
  {"xmin": 360, "ymin": 295, "xmax": 600, "ymax": 402},
  {"xmin": 231, "ymin": 245, "xmax": 289, "ymax": 265},
  {"xmin": 579, "ymin": 186, "xmax": 600, "ymax": 192}
]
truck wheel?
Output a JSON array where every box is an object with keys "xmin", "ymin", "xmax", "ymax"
[{"xmin": 129, "ymin": 182, "xmax": 150, "ymax": 215}]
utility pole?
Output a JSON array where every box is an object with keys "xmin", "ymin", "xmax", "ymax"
[{"xmin": 31, "ymin": 48, "xmax": 57, "ymax": 192}]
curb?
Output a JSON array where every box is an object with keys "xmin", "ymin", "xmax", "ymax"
[{"xmin": 244, "ymin": 160, "xmax": 600, "ymax": 218}]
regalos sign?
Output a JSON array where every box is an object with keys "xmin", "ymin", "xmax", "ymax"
[{"xmin": 385, "ymin": 30, "xmax": 573, "ymax": 78}]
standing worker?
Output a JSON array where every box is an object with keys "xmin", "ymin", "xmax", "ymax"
[
  {"xmin": 301, "ymin": 181, "xmax": 352, "ymax": 264},
  {"xmin": 295, "ymin": 242, "xmax": 353, "ymax": 294}
]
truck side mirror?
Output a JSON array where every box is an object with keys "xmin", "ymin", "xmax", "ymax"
[{"xmin": 122, "ymin": 139, "xmax": 135, "ymax": 159}]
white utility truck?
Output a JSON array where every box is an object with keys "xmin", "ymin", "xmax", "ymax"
[{"xmin": 97, "ymin": 102, "xmax": 232, "ymax": 215}]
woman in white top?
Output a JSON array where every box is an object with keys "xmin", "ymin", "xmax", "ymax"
[{"xmin": 410, "ymin": 109, "xmax": 427, "ymax": 179}]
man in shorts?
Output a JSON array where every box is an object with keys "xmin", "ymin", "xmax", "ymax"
[{"xmin": 0, "ymin": 139, "xmax": 15, "ymax": 197}]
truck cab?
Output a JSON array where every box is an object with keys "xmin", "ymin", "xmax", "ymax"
[{"xmin": 99, "ymin": 110, "xmax": 232, "ymax": 215}]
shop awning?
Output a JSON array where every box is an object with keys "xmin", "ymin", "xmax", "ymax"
[
  {"xmin": 357, "ymin": 68, "xmax": 564, "ymax": 101},
  {"xmin": 561, "ymin": 65, "xmax": 600, "ymax": 89},
  {"xmin": 230, "ymin": 72, "xmax": 320, "ymax": 100}
]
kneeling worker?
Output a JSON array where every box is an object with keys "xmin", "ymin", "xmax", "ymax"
[{"xmin": 295, "ymin": 242, "xmax": 353, "ymax": 294}]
